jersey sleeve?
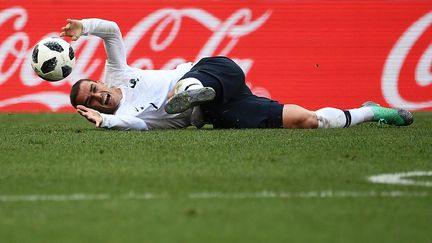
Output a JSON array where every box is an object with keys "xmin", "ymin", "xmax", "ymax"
[
  {"xmin": 80, "ymin": 18, "xmax": 128, "ymax": 70},
  {"xmin": 99, "ymin": 113, "xmax": 149, "ymax": 131}
]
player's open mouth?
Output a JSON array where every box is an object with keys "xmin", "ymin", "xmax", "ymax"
[{"xmin": 104, "ymin": 93, "xmax": 111, "ymax": 105}]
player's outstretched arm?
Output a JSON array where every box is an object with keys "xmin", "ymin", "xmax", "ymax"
[
  {"xmin": 73, "ymin": 18, "xmax": 128, "ymax": 72},
  {"xmin": 77, "ymin": 105, "xmax": 149, "ymax": 130},
  {"xmin": 76, "ymin": 105, "xmax": 102, "ymax": 127},
  {"xmin": 60, "ymin": 19, "xmax": 83, "ymax": 41}
]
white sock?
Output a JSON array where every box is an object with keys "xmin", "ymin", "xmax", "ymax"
[
  {"xmin": 315, "ymin": 107, "xmax": 374, "ymax": 128},
  {"xmin": 349, "ymin": 107, "xmax": 374, "ymax": 124},
  {"xmin": 175, "ymin": 78, "xmax": 203, "ymax": 94}
]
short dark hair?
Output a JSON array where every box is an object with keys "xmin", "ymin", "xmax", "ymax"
[{"xmin": 70, "ymin": 79, "xmax": 94, "ymax": 108}]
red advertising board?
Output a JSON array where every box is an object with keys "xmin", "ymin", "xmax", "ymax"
[{"xmin": 0, "ymin": 0, "xmax": 431, "ymax": 112}]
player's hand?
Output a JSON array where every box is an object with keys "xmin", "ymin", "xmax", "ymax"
[
  {"xmin": 60, "ymin": 19, "xmax": 83, "ymax": 41},
  {"xmin": 76, "ymin": 105, "xmax": 102, "ymax": 127}
]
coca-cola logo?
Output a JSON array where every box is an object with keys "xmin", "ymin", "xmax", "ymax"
[
  {"xmin": 382, "ymin": 11, "xmax": 432, "ymax": 110},
  {"xmin": 1, "ymin": 4, "xmax": 430, "ymax": 112},
  {"xmin": 0, "ymin": 6, "xmax": 272, "ymax": 111}
]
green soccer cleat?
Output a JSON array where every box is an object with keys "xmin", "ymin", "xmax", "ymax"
[
  {"xmin": 361, "ymin": 101, "xmax": 414, "ymax": 126},
  {"xmin": 165, "ymin": 87, "xmax": 216, "ymax": 114}
]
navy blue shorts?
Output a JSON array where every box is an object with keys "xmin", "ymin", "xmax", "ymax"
[{"xmin": 180, "ymin": 56, "xmax": 284, "ymax": 129}]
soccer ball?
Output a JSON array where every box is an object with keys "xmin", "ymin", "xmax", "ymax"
[{"xmin": 31, "ymin": 37, "xmax": 75, "ymax": 82}]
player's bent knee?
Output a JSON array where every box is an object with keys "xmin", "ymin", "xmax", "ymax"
[{"xmin": 282, "ymin": 105, "xmax": 318, "ymax": 129}]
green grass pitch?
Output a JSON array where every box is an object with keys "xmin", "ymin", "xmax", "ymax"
[{"xmin": 0, "ymin": 112, "xmax": 431, "ymax": 243}]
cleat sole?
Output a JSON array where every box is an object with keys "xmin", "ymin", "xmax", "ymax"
[{"xmin": 165, "ymin": 87, "xmax": 215, "ymax": 114}]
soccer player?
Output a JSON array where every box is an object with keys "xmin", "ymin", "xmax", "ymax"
[{"xmin": 62, "ymin": 18, "xmax": 413, "ymax": 130}]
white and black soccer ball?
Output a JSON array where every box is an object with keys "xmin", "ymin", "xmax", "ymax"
[{"xmin": 31, "ymin": 37, "xmax": 75, "ymax": 82}]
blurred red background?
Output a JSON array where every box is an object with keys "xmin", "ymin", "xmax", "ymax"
[{"xmin": 0, "ymin": 0, "xmax": 431, "ymax": 112}]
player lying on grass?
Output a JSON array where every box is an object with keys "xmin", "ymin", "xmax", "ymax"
[{"xmin": 62, "ymin": 18, "xmax": 413, "ymax": 130}]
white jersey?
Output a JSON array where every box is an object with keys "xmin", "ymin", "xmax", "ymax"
[{"xmin": 81, "ymin": 18, "xmax": 193, "ymax": 130}]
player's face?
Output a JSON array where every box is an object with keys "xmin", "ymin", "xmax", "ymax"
[{"xmin": 75, "ymin": 80, "xmax": 122, "ymax": 114}]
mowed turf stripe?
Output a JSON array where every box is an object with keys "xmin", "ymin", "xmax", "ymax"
[
  {"xmin": 188, "ymin": 190, "xmax": 430, "ymax": 199},
  {"xmin": 0, "ymin": 193, "xmax": 110, "ymax": 202},
  {"xmin": 0, "ymin": 190, "xmax": 429, "ymax": 202}
]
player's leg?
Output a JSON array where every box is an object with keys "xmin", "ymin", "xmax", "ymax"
[
  {"xmin": 282, "ymin": 104, "xmax": 365, "ymax": 129},
  {"xmin": 165, "ymin": 56, "xmax": 247, "ymax": 114},
  {"xmin": 283, "ymin": 102, "xmax": 413, "ymax": 129},
  {"xmin": 282, "ymin": 105, "xmax": 318, "ymax": 128},
  {"xmin": 313, "ymin": 102, "xmax": 413, "ymax": 128}
]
